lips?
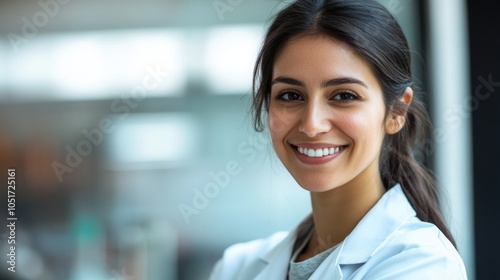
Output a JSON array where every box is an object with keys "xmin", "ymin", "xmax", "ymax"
[{"xmin": 291, "ymin": 143, "xmax": 348, "ymax": 164}]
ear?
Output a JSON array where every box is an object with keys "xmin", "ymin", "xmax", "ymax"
[{"xmin": 385, "ymin": 87, "xmax": 413, "ymax": 135}]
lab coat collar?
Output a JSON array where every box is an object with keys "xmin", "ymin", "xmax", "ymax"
[
  {"xmin": 255, "ymin": 215, "xmax": 313, "ymax": 279},
  {"xmin": 338, "ymin": 184, "xmax": 416, "ymax": 264},
  {"xmin": 255, "ymin": 183, "xmax": 416, "ymax": 278}
]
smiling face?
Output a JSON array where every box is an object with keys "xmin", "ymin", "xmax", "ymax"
[{"xmin": 269, "ymin": 35, "xmax": 393, "ymax": 193}]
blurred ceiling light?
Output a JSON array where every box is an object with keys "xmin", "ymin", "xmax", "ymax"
[
  {"xmin": 2, "ymin": 30, "xmax": 187, "ymax": 101},
  {"xmin": 107, "ymin": 113, "xmax": 199, "ymax": 168},
  {"xmin": 203, "ymin": 25, "xmax": 264, "ymax": 95},
  {"xmin": 53, "ymin": 37, "xmax": 107, "ymax": 96}
]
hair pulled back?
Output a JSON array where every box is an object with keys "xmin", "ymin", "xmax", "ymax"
[{"xmin": 252, "ymin": 0, "xmax": 456, "ymax": 247}]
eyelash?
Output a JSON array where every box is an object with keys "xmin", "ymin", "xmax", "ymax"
[
  {"xmin": 333, "ymin": 90, "xmax": 359, "ymax": 102},
  {"xmin": 275, "ymin": 90, "xmax": 359, "ymax": 103},
  {"xmin": 276, "ymin": 91, "xmax": 303, "ymax": 102}
]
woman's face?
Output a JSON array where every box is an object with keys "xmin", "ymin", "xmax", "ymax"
[{"xmin": 269, "ymin": 35, "xmax": 391, "ymax": 192}]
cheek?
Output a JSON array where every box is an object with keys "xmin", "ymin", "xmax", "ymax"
[
  {"xmin": 339, "ymin": 108, "xmax": 386, "ymax": 143},
  {"xmin": 268, "ymin": 108, "xmax": 292, "ymax": 141}
]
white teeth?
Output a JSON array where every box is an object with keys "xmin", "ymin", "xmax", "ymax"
[
  {"xmin": 315, "ymin": 149, "xmax": 323, "ymax": 157},
  {"xmin": 297, "ymin": 146, "xmax": 344, "ymax": 158},
  {"xmin": 307, "ymin": 149, "xmax": 315, "ymax": 157}
]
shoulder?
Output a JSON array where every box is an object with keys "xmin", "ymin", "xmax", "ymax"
[
  {"xmin": 338, "ymin": 185, "xmax": 467, "ymax": 279},
  {"xmin": 220, "ymin": 231, "xmax": 288, "ymax": 263},
  {"xmin": 364, "ymin": 218, "xmax": 467, "ymax": 279},
  {"xmin": 209, "ymin": 231, "xmax": 289, "ymax": 280}
]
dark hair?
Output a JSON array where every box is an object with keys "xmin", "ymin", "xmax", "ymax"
[{"xmin": 252, "ymin": 0, "xmax": 456, "ymax": 247}]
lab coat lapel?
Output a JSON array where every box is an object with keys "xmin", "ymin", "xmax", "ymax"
[
  {"xmin": 254, "ymin": 215, "xmax": 314, "ymax": 280},
  {"xmin": 255, "ymin": 185, "xmax": 416, "ymax": 280},
  {"xmin": 309, "ymin": 184, "xmax": 417, "ymax": 279},
  {"xmin": 253, "ymin": 235, "xmax": 292, "ymax": 280},
  {"xmin": 338, "ymin": 184, "xmax": 416, "ymax": 265}
]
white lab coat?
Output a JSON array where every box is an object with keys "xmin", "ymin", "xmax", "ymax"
[{"xmin": 209, "ymin": 184, "xmax": 467, "ymax": 279}]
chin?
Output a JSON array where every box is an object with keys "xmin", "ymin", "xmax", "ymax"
[{"xmin": 295, "ymin": 178, "xmax": 341, "ymax": 193}]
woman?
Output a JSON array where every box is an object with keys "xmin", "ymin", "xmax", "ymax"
[{"xmin": 210, "ymin": 0, "xmax": 467, "ymax": 279}]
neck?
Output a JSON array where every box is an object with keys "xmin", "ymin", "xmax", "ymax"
[{"xmin": 300, "ymin": 167, "xmax": 385, "ymax": 260}]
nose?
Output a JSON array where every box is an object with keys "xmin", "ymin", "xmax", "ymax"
[{"xmin": 298, "ymin": 102, "xmax": 332, "ymax": 137}]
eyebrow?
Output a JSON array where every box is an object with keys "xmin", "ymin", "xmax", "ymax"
[{"xmin": 271, "ymin": 76, "xmax": 368, "ymax": 88}]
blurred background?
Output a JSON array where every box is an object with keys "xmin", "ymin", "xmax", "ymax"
[{"xmin": 0, "ymin": 0, "xmax": 497, "ymax": 279}]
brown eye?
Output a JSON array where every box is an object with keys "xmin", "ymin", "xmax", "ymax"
[
  {"xmin": 333, "ymin": 91, "xmax": 358, "ymax": 102},
  {"xmin": 277, "ymin": 91, "xmax": 304, "ymax": 101}
]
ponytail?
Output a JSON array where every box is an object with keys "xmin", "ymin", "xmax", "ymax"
[
  {"xmin": 381, "ymin": 95, "xmax": 457, "ymax": 248},
  {"xmin": 250, "ymin": 0, "xmax": 457, "ymax": 248}
]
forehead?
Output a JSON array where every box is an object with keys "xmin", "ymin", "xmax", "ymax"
[{"xmin": 273, "ymin": 35, "xmax": 379, "ymax": 88}]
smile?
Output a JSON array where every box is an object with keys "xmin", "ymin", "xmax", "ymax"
[
  {"xmin": 291, "ymin": 144, "xmax": 347, "ymax": 165},
  {"xmin": 297, "ymin": 146, "xmax": 344, "ymax": 158}
]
